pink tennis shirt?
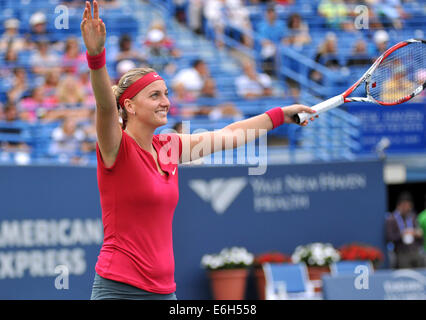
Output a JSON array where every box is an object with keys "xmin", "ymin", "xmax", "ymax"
[{"xmin": 95, "ymin": 130, "xmax": 182, "ymax": 294}]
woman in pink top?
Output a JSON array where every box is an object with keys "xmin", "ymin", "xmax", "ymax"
[{"xmin": 82, "ymin": 1, "xmax": 316, "ymax": 300}]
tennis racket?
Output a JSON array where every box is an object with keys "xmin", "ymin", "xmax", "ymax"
[{"xmin": 294, "ymin": 38, "xmax": 426, "ymax": 124}]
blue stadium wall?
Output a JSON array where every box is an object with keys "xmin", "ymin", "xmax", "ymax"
[{"xmin": 0, "ymin": 160, "xmax": 386, "ymax": 299}]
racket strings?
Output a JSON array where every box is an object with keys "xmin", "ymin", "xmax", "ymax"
[{"xmin": 369, "ymin": 41, "xmax": 425, "ymax": 104}]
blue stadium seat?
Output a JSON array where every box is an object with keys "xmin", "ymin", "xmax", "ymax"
[{"xmin": 262, "ymin": 263, "xmax": 321, "ymax": 300}]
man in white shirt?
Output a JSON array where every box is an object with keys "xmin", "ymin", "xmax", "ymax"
[
  {"xmin": 235, "ymin": 60, "xmax": 273, "ymax": 99},
  {"xmin": 172, "ymin": 59, "xmax": 210, "ymax": 96}
]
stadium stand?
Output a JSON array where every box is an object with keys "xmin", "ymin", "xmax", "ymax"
[{"xmin": 0, "ymin": 0, "xmax": 424, "ymax": 166}]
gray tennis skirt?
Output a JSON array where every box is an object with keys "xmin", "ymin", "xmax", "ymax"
[{"xmin": 90, "ymin": 272, "xmax": 177, "ymax": 300}]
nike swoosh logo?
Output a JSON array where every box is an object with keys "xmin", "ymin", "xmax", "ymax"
[
  {"xmin": 172, "ymin": 168, "xmax": 176, "ymax": 175},
  {"xmin": 153, "ymin": 74, "xmax": 159, "ymax": 78}
]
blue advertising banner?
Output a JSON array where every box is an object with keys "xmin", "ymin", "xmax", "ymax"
[
  {"xmin": 173, "ymin": 160, "xmax": 387, "ymax": 299},
  {"xmin": 322, "ymin": 268, "xmax": 426, "ymax": 300},
  {"xmin": 347, "ymin": 102, "xmax": 426, "ymax": 153},
  {"xmin": 0, "ymin": 160, "xmax": 386, "ymax": 299},
  {"xmin": 0, "ymin": 166, "xmax": 103, "ymax": 299}
]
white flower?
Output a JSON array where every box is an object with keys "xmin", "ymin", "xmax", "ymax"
[
  {"xmin": 201, "ymin": 247, "xmax": 254, "ymax": 269},
  {"xmin": 291, "ymin": 242, "xmax": 340, "ymax": 266}
]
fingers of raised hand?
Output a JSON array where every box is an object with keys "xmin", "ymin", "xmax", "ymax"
[
  {"xmin": 85, "ymin": 1, "xmax": 92, "ymax": 20},
  {"xmin": 93, "ymin": 0, "xmax": 99, "ymax": 20}
]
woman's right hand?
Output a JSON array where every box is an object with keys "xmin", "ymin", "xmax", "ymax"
[{"xmin": 81, "ymin": 1, "xmax": 106, "ymax": 56}]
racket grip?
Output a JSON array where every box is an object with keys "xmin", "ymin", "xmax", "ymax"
[{"xmin": 293, "ymin": 95, "xmax": 344, "ymax": 124}]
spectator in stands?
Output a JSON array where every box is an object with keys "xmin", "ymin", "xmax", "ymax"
[
  {"xmin": 62, "ymin": 37, "xmax": 86, "ymax": 75},
  {"xmin": 346, "ymin": 38, "xmax": 372, "ymax": 66},
  {"xmin": 318, "ymin": 0, "xmax": 350, "ymax": 30},
  {"xmin": 257, "ymin": 5, "xmax": 286, "ymax": 76},
  {"xmin": 4, "ymin": 43, "xmax": 18, "ymax": 64},
  {"xmin": 173, "ymin": 0, "xmax": 188, "ymax": 24},
  {"xmin": 370, "ymin": 29, "xmax": 389, "ymax": 57},
  {"xmin": 235, "ymin": 59, "xmax": 273, "ymax": 99},
  {"xmin": 146, "ymin": 20, "xmax": 181, "ymax": 57},
  {"xmin": 282, "ymin": 13, "xmax": 311, "ymax": 49},
  {"xmin": 56, "ymin": 75, "xmax": 86, "ymax": 106},
  {"xmin": 144, "ymin": 28, "xmax": 179, "ymax": 74},
  {"xmin": 3, "ymin": 101, "xmax": 20, "ymax": 122},
  {"xmin": 199, "ymin": 77, "xmax": 218, "ymax": 99},
  {"xmin": 203, "ymin": 0, "xmax": 227, "ymax": 48},
  {"xmin": 6, "ymin": 67, "xmax": 29, "ymax": 104},
  {"xmin": 374, "ymin": 0, "xmax": 407, "ymax": 29},
  {"xmin": 169, "ymin": 82, "xmax": 196, "ymax": 117},
  {"xmin": 381, "ymin": 64, "xmax": 415, "ymax": 103},
  {"xmin": 0, "ymin": 101, "xmax": 30, "ymax": 152},
  {"xmin": 309, "ymin": 32, "xmax": 342, "ymax": 85},
  {"xmin": 26, "ymin": 12, "xmax": 50, "ymax": 45},
  {"xmin": 280, "ymin": 13, "xmax": 311, "ymax": 99},
  {"xmin": 226, "ymin": 0, "xmax": 254, "ymax": 48},
  {"xmin": 19, "ymin": 86, "xmax": 58, "ymax": 122},
  {"xmin": 386, "ymin": 192, "xmax": 425, "ymax": 269},
  {"xmin": 0, "ymin": 43, "xmax": 20, "ymax": 79},
  {"xmin": 172, "ymin": 59, "xmax": 210, "ymax": 97},
  {"xmin": 0, "ymin": 18, "xmax": 26, "ymax": 53},
  {"xmin": 49, "ymin": 116, "xmax": 86, "ymax": 163},
  {"xmin": 187, "ymin": 0, "xmax": 203, "ymax": 34},
  {"xmin": 314, "ymin": 32, "xmax": 341, "ymax": 69},
  {"xmin": 42, "ymin": 69, "xmax": 61, "ymax": 99},
  {"xmin": 197, "ymin": 77, "xmax": 243, "ymax": 119},
  {"xmin": 171, "ymin": 74, "xmax": 242, "ymax": 120},
  {"xmin": 207, "ymin": 102, "xmax": 244, "ymax": 121},
  {"xmin": 30, "ymin": 39, "xmax": 61, "ymax": 77},
  {"xmin": 115, "ymin": 59, "xmax": 137, "ymax": 83},
  {"xmin": 114, "ymin": 34, "xmax": 147, "ymax": 70},
  {"xmin": 418, "ymin": 195, "xmax": 426, "ymax": 262}
]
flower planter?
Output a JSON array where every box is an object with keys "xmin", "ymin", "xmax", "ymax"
[
  {"xmin": 209, "ymin": 268, "xmax": 249, "ymax": 300},
  {"xmin": 307, "ymin": 266, "xmax": 330, "ymax": 292}
]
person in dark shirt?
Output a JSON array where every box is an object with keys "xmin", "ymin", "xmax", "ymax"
[
  {"xmin": 0, "ymin": 101, "xmax": 29, "ymax": 151},
  {"xmin": 346, "ymin": 39, "xmax": 372, "ymax": 67},
  {"xmin": 386, "ymin": 192, "xmax": 424, "ymax": 269}
]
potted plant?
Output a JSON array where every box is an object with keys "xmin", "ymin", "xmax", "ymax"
[
  {"xmin": 253, "ymin": 251, "xmax": 292, "ymax": 300},
  {"xmin": 339, "ymin": 243, "xmax": 384, "ymax": 269},
  {"xmin": 291, "ymin": 242, "xmax": 340, "ymax": 292},
  {"xmin": 201, "ymin": 247, "xmax": 254, "ymax": 300}
]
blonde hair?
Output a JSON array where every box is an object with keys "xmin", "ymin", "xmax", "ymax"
[
  {"xmin": 111, "ymin": 67, "xmax": 157, "ymax": 129},
  {"xmin": 56, "ymin": 75, "xmax": 85, "ymax": 104}
]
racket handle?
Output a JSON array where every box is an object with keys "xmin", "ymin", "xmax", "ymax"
[{"xmin": 293, "ymin": 95, "xmax": 344, "ymax": 124}]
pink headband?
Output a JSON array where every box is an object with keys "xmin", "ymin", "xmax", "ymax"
[{"xmin": 119, "ymin": 72, "xmax": 164, "ymax": 108}]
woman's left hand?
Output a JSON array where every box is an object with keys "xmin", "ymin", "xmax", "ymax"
[{"xmin": 281, "ymin": 104, "xmax": 318, "ymax": 126}]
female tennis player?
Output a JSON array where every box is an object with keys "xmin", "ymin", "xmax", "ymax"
[{"xmin": 82, "ymin": 1, "xmax": 316, "ymax": 300}]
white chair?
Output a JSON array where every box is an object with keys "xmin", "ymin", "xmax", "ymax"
[{"xmin": 262, "ymin": 263, "xmax": 321, "ymax": 300}]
